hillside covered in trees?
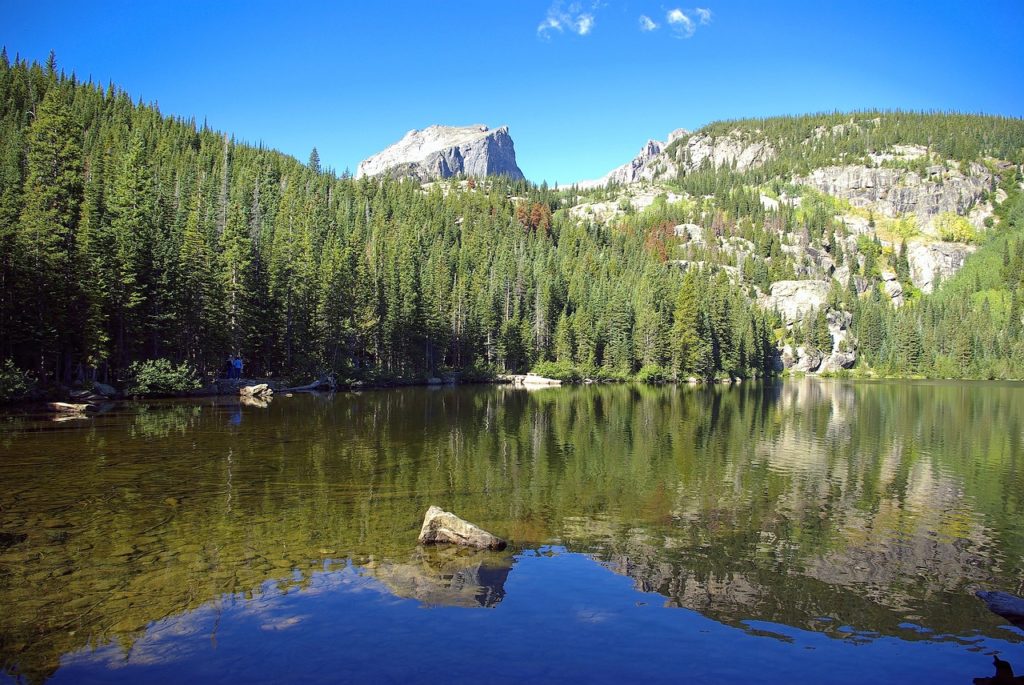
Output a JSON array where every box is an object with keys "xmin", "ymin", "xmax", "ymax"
[{"xmin": 1, "ymin": 52, "xmax": 1023, "ymax": 396}]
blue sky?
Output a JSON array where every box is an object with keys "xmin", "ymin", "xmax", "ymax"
[{"xmin": 2, "ymin": 1, "xmax": 1022, "ymax": 184}]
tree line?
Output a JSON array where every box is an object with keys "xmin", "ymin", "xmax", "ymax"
[
  {"xmin": 3, "ymin": 53, "xmax": 1023, "ymax": 393},
  {"xmin": 0, "ymin": 53, "xmax": 775, "ymax": 389}
]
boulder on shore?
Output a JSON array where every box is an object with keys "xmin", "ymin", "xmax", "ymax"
[
  {"xmin": 46, "ymin": 402, "xmax": 96, "ymax": 414},
  {"xmin": 239, "ymin": 383, "xmax": 273, "ymax": 398},
  {"xmin": 417, "ymin": 506, "xmax": 507, "ymax": 551},
  {"xmin": 976, "ymin": 590, "xmax": 1024, "ymax": 627},
  {"xmin": 93, "ymin": 381, "xmax": 117, "ymax": 398}
]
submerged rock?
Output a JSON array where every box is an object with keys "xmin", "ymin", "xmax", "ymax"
[
  {"xmin": 976, "ymin": 590, "xmax": 1024, "ymax": 628},
  {"xmin": 417, "ymin": 505, "xmax": 507, "ymax": 551}
]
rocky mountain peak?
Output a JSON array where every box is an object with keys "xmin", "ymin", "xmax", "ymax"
[
  {"xmin": 356, "ymin": 124, "xmax": 524, "ymax": 182},
  {"xmin": 579, "ymin": 127, "xmax": 772, "ymax": 188}
]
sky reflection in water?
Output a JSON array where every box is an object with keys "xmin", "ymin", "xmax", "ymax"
[{"xmin": 54, "ymin": 550, "xmax": 1024, "ymax": 685}]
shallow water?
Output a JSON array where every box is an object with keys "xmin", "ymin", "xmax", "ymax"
[{"xmin": 1, "ymin": 380, "xmax": 1023, "ymax": 683}]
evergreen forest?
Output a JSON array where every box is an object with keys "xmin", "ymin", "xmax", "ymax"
[{"xmin": 2, "ymin": 52, "xmax": 1024, "ymax": 395}]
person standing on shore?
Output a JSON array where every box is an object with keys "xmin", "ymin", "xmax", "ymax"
[{"xmin": 233, "ymin": 355, "xmax": 243, "ymax": 380}]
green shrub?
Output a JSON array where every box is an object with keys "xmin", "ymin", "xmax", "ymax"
[
  {"xmin": 592, "ymin": 366, "xmax": 630, "ymax": 382},
  {"xmin": 889, "ymin": 215, "xmax": 919, "ymax": 240},
  {"xmin": 0, "ymin": 360, "xmax": 31, "ymax": 402},
  {"xmin": 530, "ymin": 360, "xmax": 581, "ymax": 382},
  {"xmin": 451, "ymin": 364, "xmax": 498, "ymax": 383},
  {"xmin": 125, "ymin": 359, "xmax": 201, "ymax": 396},
  {"xmin": 934, "ymin": 212, "xmax": 977, "ymax": 243},
  {"xmin": 635, "ymin": 364, "xmax": 669, "ymax": 384}
]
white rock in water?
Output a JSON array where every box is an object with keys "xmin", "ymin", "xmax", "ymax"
[
  {"xmin": 357, "ymin": 124, "xmax": 524, "ymax": 182},
  {"xmin": 417, "ymin": 506, "xmax": 507, "ymax": 551}
]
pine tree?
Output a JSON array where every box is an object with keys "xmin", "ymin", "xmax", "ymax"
[
  {"xmin": 177, "ymin": 187, "xmax": 219, "ymax": 365},
  {"xmin": 15, "ymin": 85, "xmax": 84, "ymax": 380},
  {"xmin": 553, "ymin": 309, "xmax": 574, "ymax": 363},
  {"xmin": 896, "ymin": 239, "xmax": 910, "ymax": 283},
  {"xmin": 105, "ymin": 131, "xmax": 156, "ymax": 368},
  {"xmin": 219, "ymin": 196, "xmax": 255, "ymax": 357},
  {"xmin": 670, "ymin": 270, "xmax": 701, "ymax": 376}
]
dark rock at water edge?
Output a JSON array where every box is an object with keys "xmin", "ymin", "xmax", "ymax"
[{"xmin": 977, "ymin": 590, "xmax": 1024, "ymax": 627}]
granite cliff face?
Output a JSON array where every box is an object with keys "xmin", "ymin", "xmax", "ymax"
[
  {"xmin": 357, "ymin": 124, "xmax": 524, "ymax": 182},
  {"xmin": 906, "ymin": 240, "xmax": 976, "ymax": 293},
  {"xmin": 796, "ymin": 161, "xmax": 993, "ymax": 231}
]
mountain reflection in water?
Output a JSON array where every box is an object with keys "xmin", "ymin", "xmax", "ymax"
[{"xmin": 1, "ymin": 379, "xmax": 1023, "ymax": 683}]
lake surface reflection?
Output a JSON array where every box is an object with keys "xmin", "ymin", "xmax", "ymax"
[{"xmin": 1, "ymin": 380, "xmax": 1023, "ymax": 683}]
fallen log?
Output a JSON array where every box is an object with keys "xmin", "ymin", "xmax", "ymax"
[{"xmin": 284, "ymin": 375, "xmax": 336, "ymax": 393}]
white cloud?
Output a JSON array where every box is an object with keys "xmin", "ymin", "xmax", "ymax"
[
  {"xmin": 695, "ymin": 7, "xmax": 712, "ymax": 24},
  {"xmin": 538, "ymin": 16, "xmax": 563, "ymax": 37},
  {"xmin": 538, "ymin": 2, "xmax": 598, "ymax": 38},
  {"xmin": 667, "ymin": 8, "xmax": 696, "ymax": 38},
  {"xmin": 638, "ymin": 14, "xmax": 659, "ymax": 31}
]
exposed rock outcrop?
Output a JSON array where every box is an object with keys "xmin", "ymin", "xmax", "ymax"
[
  {"xmin": 906, "ymin": 240, "xmax": 976, "ymax": 293},
  {"xmin": 880, "ymin": 270, "xmax": 905, "ymax": 307},
  {"xmin": 827, "ymin": 310, "xmax": 854, "ymax": 352},
  {"xmin": 357, "ymin": 125, "xmax": 524, "ymax": 182},
  {"xmin": 819, "ymin": 351, "xmax": 856, "ymax": 373},
  {"xmin": 674, "ymin": 131, "xmax": 775, "ymax": 176},
  {"xmin": 796, "ymin": 162, "xmax": 993, "ymax": 232},
  {"xmin": 781, "ymin": 345, "xmax": 854, "ymax": 374},
  {"xmin": 760, "ymin": 280, "xmax": 832, "ymax": 326},
  {"xmin": 417, "ymin": 506, "xmax": 507, "ymax": 551},
  {"xmin": 787, "ymin": 345, "xmax": 824, "ymax": 373}
]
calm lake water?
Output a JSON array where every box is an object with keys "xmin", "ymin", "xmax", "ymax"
[{"xmin": 1, "ymin": 380, "xmax": 1023, "ymax": 684}]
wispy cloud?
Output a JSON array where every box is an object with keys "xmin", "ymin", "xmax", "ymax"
[
  {"xmin": 695, "ymin": 7, "xmax": 712, "ymax": 24},
  {"xmin": 576, "ymin": 13, "xmax": 595, "ymax": 35},
  {"xmin": 538, "ymin": 2, "xmax": 598, "ymax": 38},
  {"xmin": 667, "ymin": 9, "xmax": 695, "ymax": 37},
  {"xmin": 638, "ymin": 14, "xmax": 659, "ymax": 31}
]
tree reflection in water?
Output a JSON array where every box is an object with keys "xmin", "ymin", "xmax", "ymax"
[{"xmin": 1, "ymin": 379, "xmax": 1023, "ymax": 682}]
